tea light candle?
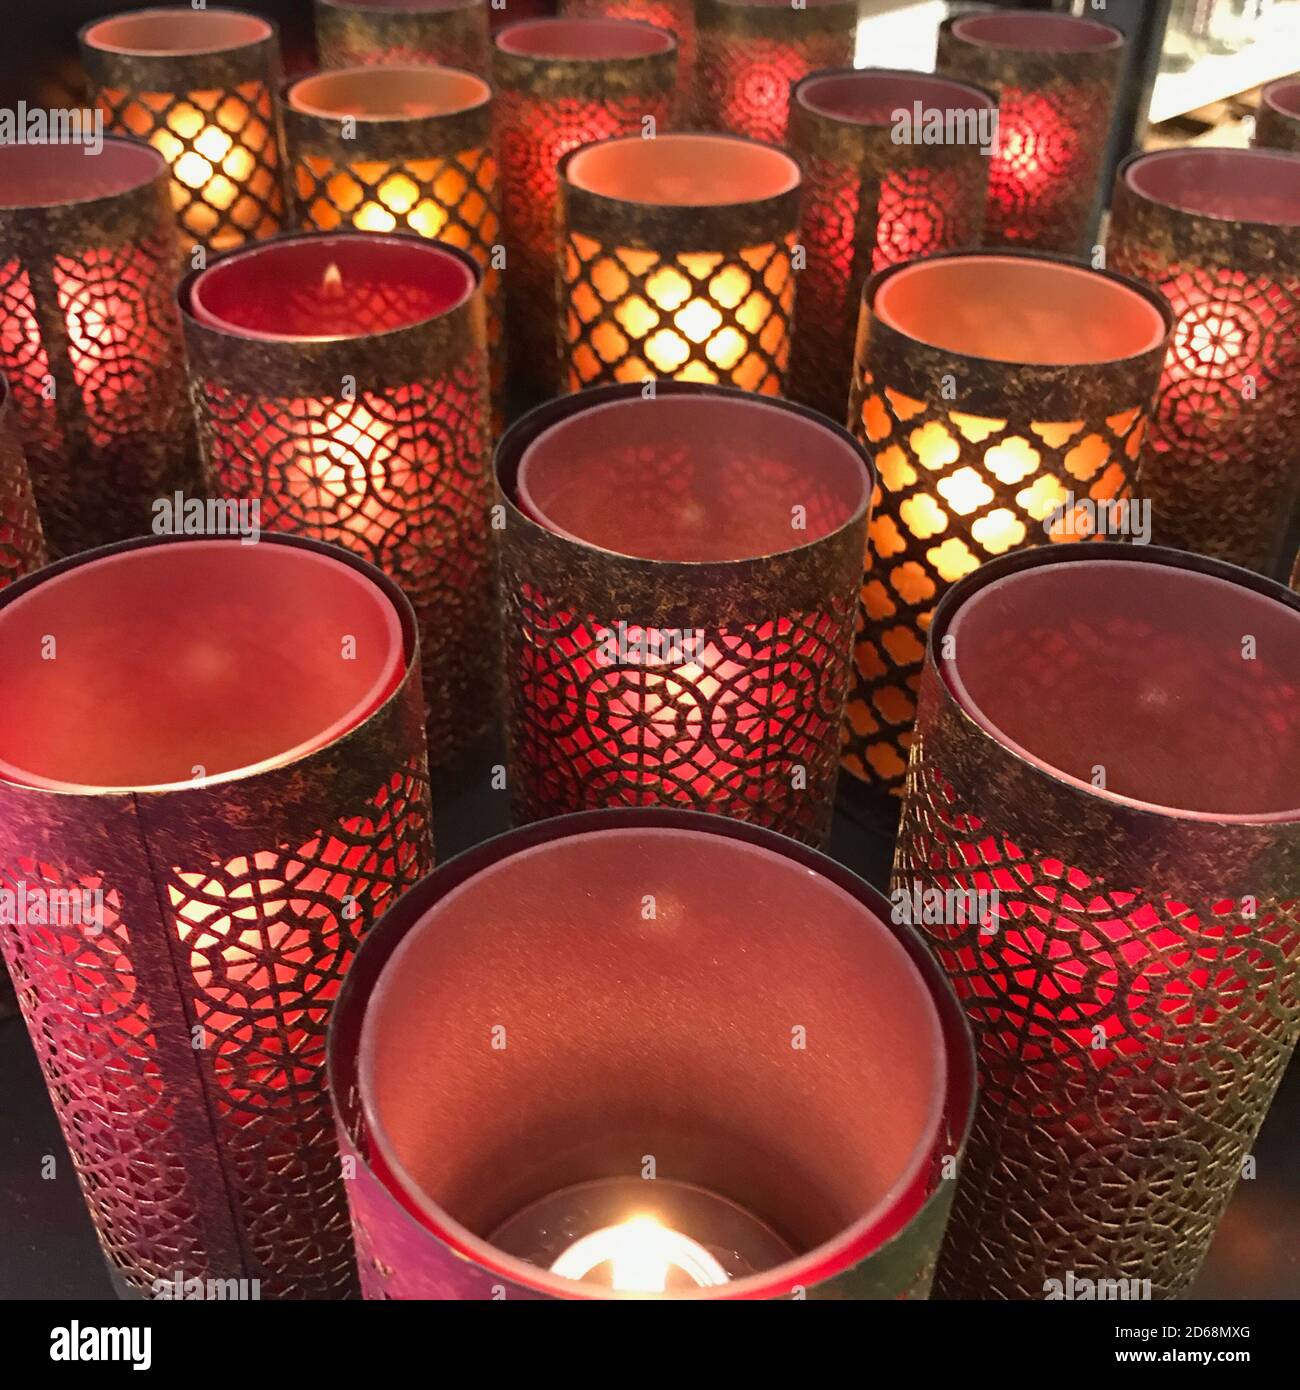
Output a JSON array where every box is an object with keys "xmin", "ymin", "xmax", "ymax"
[
  {"xmin": 0, "ymin": 535, "xmax": 432, "ymax": 1298},
  {"xmin": 497, "ymin": 382, "xmax": 871, "ymax": 844},
  {"xmin": 331, "ymin": 810, "xmax": 975, "ymax": 1299},
  {"xmin": 0, "ymin": 139, "xmax": 194, "ymax": 557},
  {"xmin": 843, "ymin": 251, "xmax": 1170, "ymax": 800},
  {"xmin": 935, "ymin": 9, "xmax": 1124, "ymax": 254},
  {"xmin": 180, "ymin": 231, "xmax": 495, "ymax": 765},
  {"xmin": 314, "ymin": 0, "xmax": 492, "ymax": 76},
  {"xmin": 80, "ymin": 6, "xmax": 289, "ymax": 252},
  {"xmin": 895, "ymin": 543, "xmax": 1300, "ymax": 1298},
  {"xmin": 559, "ymin": 132, "xmax": 800, "ymax": 393}
]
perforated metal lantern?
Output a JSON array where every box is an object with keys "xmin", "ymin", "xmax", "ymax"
[
  {"xmin": 1256, "ymin": 77, "xmax": 1300, "ymax": 154},
  {"xmin": 180, "ymin": 232, "xmax": 495, "ymax": 767},
  {"xmin": 331, "ymin": 809, "xmax": 976, "ymax": 1300},
  {"xmin": 284, "ymin": 65, "xmax": 506, "ymax": 422},
  {"xmin": 0, "ymin": 534, "xmax": 433, "ymax": 1299},
  {"xmin": 81, "ymin": 6, "xmax": 289, "ymax": 253},
  {"xmin": 559, "ymin": 0, "xmax": 696, "ymax": 122},
  {"xmin": 894, "ymin": 543, "xmax": 1300, "ymax": 1299},
  {"xmin": 935, "ymin": 9, "xmax": 1123, "ymax": 255},
  {"xmin": 559, "ymin": 133, "xmax": 800, "ymax": 394},
  {"xmin": 0, "ymin": 377, "xmax": 48, "ymax": 592},
  {"xmin": 695, "ymin": 0, "xmax": 858, "ymax": 144},
  {"xmin": 843, "ymin": 251, "xmax": 1170, "ymax": 801},
  {"xmin": 788, "ymin": 68, "xmax": 996, "ymax": 423},
  {"xmin": 315, "ymin": 0, "xmax": 492, "ymax": 75},
  {"xmin": 497, "ymin": 382, "xmax": 872, "ymax": 845},
  {"xmin": 1107, "ymin": 148, "xmax": 1300, "ymax": 578},
  {"xmin": 0, "ymin": 139, "xmax": 195, "ymax": 558},
  {"xmin": 492, "ymin": 17, "xmax": 678, "ymax": 405}
]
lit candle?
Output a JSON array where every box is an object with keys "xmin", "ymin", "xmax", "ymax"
[
  {"xmin": 314, "ymin": 0, "xmax": 493, "ymax": 76},
  {"xmin": 895, "ymin": 543, "xmax": 1300, "ymax": 1298},
  {"xmin": 181, "ymin": 231, "xmax": 495, "ymax": 765},
  {"xmin": 0, "ymin": 535, "xmax": 431, "ymax": 1298},
  {"xmin": 80, "ymin": 7, "xmax": 288, "ymax": 252},
  {"xmin": 497, "ymin": 384, "xmax": 871, "ymax": 844},
  {"xmin": 559, "ymin": 133, "xmax": 800, "ymax": 393},
  {"xmin": 284, "ymin": 64, "xmax": 505, "ymax": 421},
  {"xmin": 843, "ymin": 251, "xmax": 1170, "ymax": 800},
  {"xmin": 333, "ymin": 811, "xmax": 971, "ymax": 1299},
  {"xmin": 935, "ymin": 10, "xmax": 1124, "ymax": 253}
]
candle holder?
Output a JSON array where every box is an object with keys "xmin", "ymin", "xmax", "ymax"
[
  {"xmin": 315, "ymin": 0, "xmax": 492, "ymax": 76},
  {"xmin": 0, "ymin": 534, "xmax": 432, "ymax": 1298},
  {"xmin": 497, "ymin": 382, "xmax": 871, "ymax": 845},
  {"xmin": 180, "ymin": 232, "xmax": 494, "ymax": 767},
  {"xmin": 493, "ymin": 18, "xmax": 678, "ymax": 405},
  {"xmin": 0, "ymin": 140, "xmax": 195, "ymax": 558},
  {"xmin": 80, "ymin": 6, "xmax": 288, "ymax": 253},
  {"xmin": 330, "ymin": 808, "xmax": 976, "ymax": 1299},
  {"xmin": 1256, "ymin": 77, "xmax": 1300, "ymax": 153},
  {"xmin": 284, "ymin": 65, "xmax": 505, "ymax": 421},
  {"xmin": 0, "ymin": 377, "xmax": 48, "ymax": 592},
  {"xmin": 787, "ymin": 68, "xmax": 996, "ymax": 422},
  {"xmin": 843, "ymin": 251, "xmax": 1171, "ymax": 800},
  {"xmin": 1107, "ymin": 148, "xmax": 1300, "ymax": 578},
  {"xmin": 695, "ymin": 0, "xmax": 859, "ymax": 145},
  {"xmin": 935, "ymin": 9, "xmax": 1123, "ymax": 254},
  {"xmin": 893, "ymin": 542, "xmax": 1300, "ymax": 1299},
  {"xmin": 558, "ymin": 0, "xmax": 696, "ymax": 121},
  {"xmin": 559, "ymin": 133, "xmax": 800, "ymax": 394}
]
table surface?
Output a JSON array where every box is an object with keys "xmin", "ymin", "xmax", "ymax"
[{"xmin": 2, "ymin": 751, "xmax": 1297, "ymax": 1300}]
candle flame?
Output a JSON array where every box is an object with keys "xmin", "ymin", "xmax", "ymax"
[
  {"xmin": 322, "ymin": 262, "xmax": 344, "ymax": 295},
  {"xmin": 550, "ymin": 1215, "xmax": 730, "ymax": 1292}
]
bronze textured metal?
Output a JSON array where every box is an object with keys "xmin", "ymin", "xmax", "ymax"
[{"xmin": 315, "ymin": 0, "xmax": 492, "ymax": 75}]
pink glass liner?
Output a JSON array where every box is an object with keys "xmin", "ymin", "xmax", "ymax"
[
  {"xmin": 0, "ymin": 541, "xmax": 405, "ymax": 794},
  {"xmin": 797, "ymin": 69, "xmax": 995, "ymax": 126},
  {"xmin": 951, "ymin": 11, "xmax": 1122, "ymax": 53},
  {"xmin": 495, "ymin": 17, "xmax": 674, "ymax": 60},
  {"xmin": 1124, "ymin": 147, "xmax": 1300, "ymax": 227},
  {"xmin": 942, "ymin": 558, "xmax": 1300, "ymax": 821},
  {"xmin": 83, "ymin": 7, "xmax": 272, "ymax": 55},
  {"xmin": 873, "ymin": 253, "xmax": 1168, "ymax": 366},
  {"xmin": 1263, "ymin": 77, "xmax": 1300, "ymax": 121},
  {"xmin": 323, "ymin": 0, "xmax": 480, "ymax": 11},
  {"xmin": 565, "ymin": 132, "xmax": 800, "ymax": 206},
  {"xmin": 358, "ymin": 825, "xmax": 948, "ymax": 1298},
  {"xmin": 0, "ymin": 139, "xmax": 164, "ymax": 210},
  {"xmin": 189, "ymin": 233, "xmax": 478, "ymax": 341},
  {"xmin": 516, "ymin": 394, "xmax": 869, "ymax": 562},
  {"xmin": 288, "ymin": 65, "xmax": 490, "ymax": 119}
]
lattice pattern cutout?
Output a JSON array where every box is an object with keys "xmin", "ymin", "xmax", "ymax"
[
  {"xmin": 985, "ymin": 83, "xmax": 1105, "ymax": 251},
  {"xmin": 195, "ymin": 362, "xmax": 493, "ymax": 758},
  {"xmin": 0, "ymin": 443, "xmax": 44, "ymax": 589},
  {"xmin": 844, "ymin": 376, "xmax": 1145, "ymax": 793},
  {"xmin": 97, "ymin": 81, "xmax": 284, "ymax": 250},
  {"xmin": 511, "ymin": 588, "xmax": 854, "ymax": 844},
  {"xmin": 894, "ymin": 753, "xmax": 1300, "ymax": 1298},
  {"xmin": 563, "ymin": 231, "xmax": 795, "ymax": 393},
  {"xmin": 0, "ymin": 259, "xmax": 65, "ymax": 497},
  {"xmin": 696, "ymin": 31, "xmax": 854, "ymax": 143},
  {"xmin": 498, "ymin": 87, "xmax": 674, "ymax": 393},
  {"xmin": 1110, "ymin": 250, "xmax": 1300, "ymax": 570},
  {"xmin": 0, "ymin": 765, "xmax": 431, "ymax": 1298},
  {"xmin": 293, "ymin": 149, "xmax": 504, "ymax": 411}
]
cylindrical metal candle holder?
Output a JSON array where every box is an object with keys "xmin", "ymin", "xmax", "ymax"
[
  {"xmin": 493, "ymin": 18, "xmax": 678, "ymax": 405},
  {"xmin": 180, "ymin": 232, "xmax": 494, "ymax": 767},
  {"xmin": 81, "ymin": 6, "xmax": 288, "ymax": 252},
  {"xmin": 695, "ymin": 0, "xmax": 858, "ymax": 145},
  {"xmin": 894, "ymin": 543, "xmax": 1300, "ymax": 1299},
  {"xmin": 559, "ymin": 0, "xmax": 696, "ymax": 121},
  {"xmin": 497, "ymin": 382, "xmax": 872, "ymax": 845},
  {"xmin": 284, "ymin": 65, "xmax": 505, "ymax": 420},
  {"xmin": 788, "ymin": 68, "xmax": 996, "ymax": 422},
  {"xmin": 0, "ymin": 377, "xmax": 48, "ymax": 591},
  {"xmin": 0, "ymin": 534, "xmax": 433, "ymax": 1298},
  {"xmin": 935, "ymin": 9, "xmax": 1123, "ymax": 254},
  {"xmin": 843, "ymin": 251, "xmax": 1171, "ymax": 800},
  {"xmin": 330, "ymin": 808, "xmax": 976, "ymax": 1299},
  {"xmin": 0, "ymin": 140, "xmax": 194, "ymax": 558},
  {"xmin": 1107, "ymin": 148, "xmax": 1300, "ymax": 578},
  {"xmin": 1256, "ymin": 77, "xmax": 1300, "ymax": 153},
  {"xmin": 559, "ymin": 133, "xmax": 800, "ymax": 394},
  {"xmin": 315, "ymin": 0, "xmax": 492, "ymax": 75}
]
